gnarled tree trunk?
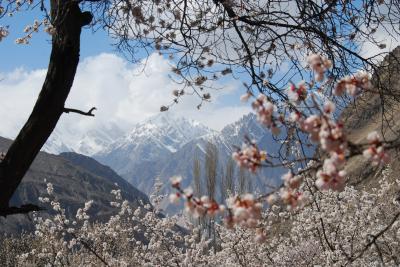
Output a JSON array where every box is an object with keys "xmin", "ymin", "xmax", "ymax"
[{"xmin": 0, "ymin": 1, "xmax": 92, "ymax": 214}]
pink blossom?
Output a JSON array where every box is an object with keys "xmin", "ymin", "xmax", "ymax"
[
  {"xmin": 363, "ymin": 131, "xmax": 390, "ymax": 165},
  {"xmin": 266, "ymin": 193, "xmax": 278, "ymax": 205},
  {"xmin": 334, "ymin": 71, "xmax": 372, "ymax": 96},
  {"xmin": 315, "ymin": 156, "xmax": 347, "ymax": 191},
  {"xmin": 307, "ymin": 54, "xmax": 332, "ymax": 82},
  {"xmin": 280, "ymin": 188, "xmax": 307, "ymax": 209},
  {"xmin": 251, "ymin": 94, "xmax": 279, "ymax": 130},
  {"xmin": 232, "ymin": 142, "xmax": 267, "ymax": 172},
  {"xmin": 169, "ymin": 193, "xmax": 181, "ymax": 204},
  {"xmin": 240, "ymin": 92, "xmax": 252, "ymax": 102},
  {"xmin": 170, "ymin": 176, "xmax": 183, "ymax": 188},
  {"xmin": 287, "ymin": 81, "xmax": 307, "ymax": 103},
  {"xmin": 281, "ymin": 171, "xmax": 302, "ymax": 190},
  {"xmin": 323, "ymin": 101, "xmax": 335, "ymax": 114},
  {"xmin": 226, "ymin": 194, "xmax": 263, "ymax": 228},
  {"xmin": 302, "ymin": 115, "xmax": 321, "ymax": 143}
]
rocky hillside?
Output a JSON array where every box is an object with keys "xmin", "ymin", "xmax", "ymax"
[
  {"xmin": 0, "ymin": 137, "xmax": 150, "ymax": 234},
  {"xmin": 342, "ymin": 46, "xmax": 400, "ymax": 189}
]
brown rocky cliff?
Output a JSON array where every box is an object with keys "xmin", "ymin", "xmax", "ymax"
[{"xmin": 342, "ymin": 46, "xmax": 400, "ymax": 189}]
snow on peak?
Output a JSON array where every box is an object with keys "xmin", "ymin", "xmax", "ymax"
[
  {"xmin": 43, "ymin": 122, "xmax": 124, "ymax": 156},
  {"xmin": 118, "ymin": 112, "xmax": 212, "ymax": 153},
  {"xmin": 42, "ymin": 112, "xmax": 261, "ymax": 162}
]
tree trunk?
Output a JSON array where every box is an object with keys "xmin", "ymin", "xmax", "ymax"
[{"xmin": 0, "ymin": 2, "xmax": 92, "ymax": 212}]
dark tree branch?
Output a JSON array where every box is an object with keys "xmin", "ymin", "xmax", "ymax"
[
  {"xmin": 0, "ymin": 204, "xmax": 44, "ymax": 217},
  {"xmin": 70, "ymin": 232, "xmax": 110, "ymax": 266},
  {"xmin": 0, "ymin": 1, "xmax": 92, "ymax": 210},
  {"xmin": 64, "ymin": 107, "xmax": 96, "ymax": 117},
  {"xmin": 346, "ymin": 212, "xmax": 400, "ymax": 265}
]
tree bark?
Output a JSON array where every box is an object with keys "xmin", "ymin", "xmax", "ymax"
[{"xmin": 0, "ymin": 1, "xmax": 92, "ymax": 212}]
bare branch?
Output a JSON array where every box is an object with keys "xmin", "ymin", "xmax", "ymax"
[{"xmin": 63, "ymin": 107, "xmax": 97, "ymax": 117}]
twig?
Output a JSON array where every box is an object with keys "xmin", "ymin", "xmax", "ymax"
[
  {"xmin": 346, "ymin": 212, "xmax": 400, "ymax": 265},
  {"xmin": 63, "ymin": 107, "xmax": 96, "ymax": 117},
  {"xmin": 70, "ymin": 232, "xmax": 110, "ymax": 266}
]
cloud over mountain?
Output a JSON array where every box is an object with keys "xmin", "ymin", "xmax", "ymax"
[{"xmin": 0, "ymin": 52, "xmax": 250, "ymax": 152}]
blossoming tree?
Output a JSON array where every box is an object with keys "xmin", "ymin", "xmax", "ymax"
[{"xmin": 1, "ymin": 166, "xmax": 399, "ymax": 265}]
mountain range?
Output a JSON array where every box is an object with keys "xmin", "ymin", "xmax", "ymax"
[{"xmin": 43, "ymin": 112, "xmax": 291, "ymax": 206}]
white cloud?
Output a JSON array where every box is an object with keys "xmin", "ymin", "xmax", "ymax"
[
  {"xmin": 360, "ymin": 32, "xmax": 400, "ymax": 61},
  {"xmin": 181, "ymin": 105, "xmax": 251, "ymax": 131},
  {"xmin": 0, "ymin": 53, "xmax": 249, "ymax": 141},
  {"xmin": 359, "ymin": 15, "xmax": 400, "ymax": 61},
  {"xmin": 0, "ymin": 68, "xmax": 47, "ymax": 138}
]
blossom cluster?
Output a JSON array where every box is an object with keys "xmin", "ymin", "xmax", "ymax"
[
  {"xmin": 15, "ymin": 19, "xmax": 55, "ymax": 45},
  {"xmin": 169, "ymin": 178, "xmax": 267, "ymax": 243},
  {"xmin": 233, "ymin": 54, "xmax": 386, "ymax": 199},
  {"xmin": 232, "ymin": 140, "xmax": 267, "ymax": 173},
  {"xmin": 290, "ymin": 99, "xmax": 349, "ymax": 191},
  {"xmin": 334, "ymin": 71, "xmax": 372, "ymax": 96},
  {"xmin": 0, "ymin": 26, "xmax": 9, "ymax": 42},
  {"xmin": 5, "ymin": 168, "xmax": 399, "ymax": 266},
  {"xmin": 287, "ymin": 81, "xmax": 308, "ymax": 103},
  {"xmin": 214, "ymin": 168, "xmax": 400, "ymax": 266},
  {"xmin": 251, "ymin": 94, "xmax": 280, "ymax": 134},
  {"xmin": 316, "ymin": 154, "xmax": 347, "ymax": 191},
  {"xmin": 233, "ymin": 54, "xmax": 385, "ymax": 197},
  {"xmin": 185, "ymin": 195, "xmax": 224, "ymax": 217},
  {"xmin": 278, "ymin": 171, "xmax": 308, "ymax": 209},
  {"xmin": 172, "ymin": 89, "xmax": 184, "ymax": 97},
  {"xmin": 10, "ymin": 181, "xmax": 201, "ymax": 266},
  {"xmin": 363, "ymin": 131, "xmax": 390, "ymax": 165},
  {"xmin": 307, "ymin": 53, "xmax": 332, "ymax": 81},
  {"xmin": 170, "ymin": 176, "xmax": 225, "ymax": 217},
  {"xmin": 169, "ymin": 176, "xmax": 267, "ymax": 242},
  {"xmin": 225, "ymin": 194, "xmax": 262, "ymax": 229},
  {"xmin": 76, "ymin": 200, "xmax": 93, "ymax": 220}
]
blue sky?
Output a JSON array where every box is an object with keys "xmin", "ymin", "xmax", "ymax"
[{"xmin": 0, "ymin": 11, "xmax": 114, "ymax": 71}]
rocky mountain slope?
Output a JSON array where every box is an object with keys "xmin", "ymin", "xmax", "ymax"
[
  {"xmin": 0, "ymin": 137, "xmax": 149, "ymax": 234},
  {"xmin": 342, "ymin": 46, "xmax": 400, "ymax": 189}
]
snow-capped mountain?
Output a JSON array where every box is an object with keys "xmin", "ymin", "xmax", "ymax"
[
  {"xmin": 94, "ymin": 112, "xmax": 213, "ymax": 187},
  {"xmin": 93, "ymin": 113, "xmax": 287, "ymax": 198},
  {"xmin": 154, "ymin": 113, "xmax": 288, "ymax": 192},
  {"xmin": 43, "ymin": 129, "xmax": 74, "ymax": 155},
  {"xmin": 43, "ymin": 122, "xmax": 124, "ymax": 155},
  {"xmin": 106, "ymin": 112, "xmax": 213, "ymax": 155}
]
